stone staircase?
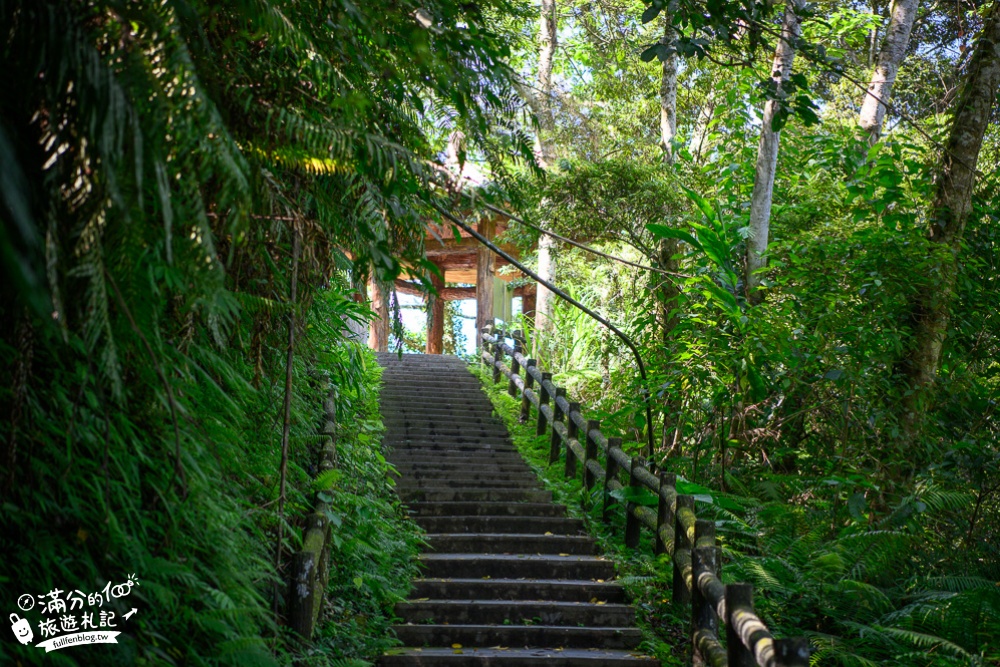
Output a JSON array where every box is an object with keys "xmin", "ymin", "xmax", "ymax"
[{"xmin": 377, "ymin": 353, "xmax": 658, "ymax": 666}]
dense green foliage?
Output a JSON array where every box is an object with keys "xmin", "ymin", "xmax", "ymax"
[
  {"xmin": 466, "ymin": 1, "xmax": 1000, "ymax": 661},
  {"xmin": 309, "ymin": 356, "xmax": 423, "ymax": 663},
  {"xmin": 0, "ymin": 0, "xmax": 517, "ymax": 663}
]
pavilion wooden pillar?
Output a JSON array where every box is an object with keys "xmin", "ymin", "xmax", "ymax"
[
  {"xmin": 522, "ymin": 284, "xmax": 536, "ymax": 327},
  {"xmin": 475, "ymin": 219, "xmax": 496, "ymax": 349},
  {"xmin": 426, "ymin": 266, "xmax": 445, "ymax": 354},
  {"xmin": 368, "ymin": 277, "xmax": 389, "ymax": 352}
]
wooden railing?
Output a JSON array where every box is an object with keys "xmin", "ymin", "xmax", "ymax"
[
  {"xmin": 286, "ymin": 375, "xmax": 339, "ymax": 640},
  {"xmin": 481, "ymin": 326, "xmax": 809, "ymax": 667}
]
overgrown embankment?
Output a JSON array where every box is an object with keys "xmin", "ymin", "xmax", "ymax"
[
  {"xmin": 0, "ymin": 292, "xmax": 419, "ymax": 666},
  {"xmin": 474, "ymin": 365, "xmax": 1000, "ymax": 667}
]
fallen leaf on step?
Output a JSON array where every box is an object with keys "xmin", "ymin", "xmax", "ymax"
[
  {"xmin": 544, "ymin": 531, "xmax": 553, "ymax": 536},
  {"xmin": 451, "ymin": 643, "xmax": 463, "ymax": 649}
]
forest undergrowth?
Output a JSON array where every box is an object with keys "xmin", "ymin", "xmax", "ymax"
[
  {"xmin": 475, "ymin": 363, "xmax": 1000, "ymax": 666},
  {"xmin": 0, "ymin": 290, "xmax": 419, "ymax": 666}
]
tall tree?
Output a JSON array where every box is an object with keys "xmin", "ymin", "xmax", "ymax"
[
  {"xmin": 656, "ymin": 12, "xmax": 684, "ymax": 454},
  {"xmin": 745, "ymin": 0, "xmax": 804, "ymax": 304},
  {"xmin": 659, "ymin": 15, "xmax": 678, "ymax": 160},
  {"xmin": 859, "ymin": 0, "xmax": 921, "ymax": 141},
  {"xmin": 534, "ymin": 0, "xmax": 560, "ymax": 339},
  {"xmin": 901, "ymin": 0, "xmax": 1000, "ymax": 414}
]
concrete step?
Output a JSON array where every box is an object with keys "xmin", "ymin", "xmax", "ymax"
[
  {"xmin": 417, "ymin": 553, "xmax": 614, "ymax": 580},
  {"xmin": 381, "ymin": 392, "xmax": 490, "ymax": 402},
  {"xmin": 410, "ymin": 578, "xmax": 626, "ymax": 603},
  {"xmin": 389, "ymin": 451, "xmax": 524, "ymax": 461},
  {"xmin": 385, "ymin": 439, "xmax": 514, "ymax": 448},
  {"xmin": 424, "ymin": 533, "xmax": 597, "ymax": 555},
  {"xmin": 396, "ymin": 472, "xmax": 541, "ymax": 484},
  {"xmin": 380, "ymin": 647, "xmax": 657, "ymax": 665},
  {"xmin": 391, "ymin": 624, "xmax": 643, "ymax": 650},
  {"xmin": 405, "ymin": 501, "xmax": 567, "ymax": 517},
  {"xmin": 390, "ymin": 460, "xmax": 530, "ymax": 471},
  {"xmin": 391, "ymin": 461, "xmax": 531, "ymax": 472},
  {"xmin": 396, "ymin": 489, "xmax": 553, "ymax": 503},
  {"xmin": 384, "ymin": 424, "xmax": 509, "ymax": 435},
  {"xmin": 398, "ymin": 480, "xmax": 541, "ymax": 493},
  {"xmin": 387, "ymin": 434, "xmax": 511, "ymax": 443},
  {"xmin": 384, "ymin": 419, "xmax": 506, "ymax": 429},
  {"xmin": 388, "ymin": 446, "xmax": 517, "ymax": 455},
  {"xmin": 395, "ymin": 599, "xmax": 635, "ymax": 626},
  {"xmin": 383, "ymin": 410, "xmax": 497, "ymax": 418},
  {"xmin": 412, "ymin": 515, "xmax": 583, "ymax": 534}
]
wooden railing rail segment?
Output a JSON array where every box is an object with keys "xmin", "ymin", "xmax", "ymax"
[{"xmin": 480, "ymin": 326, "xmax": 809, "ymax": 667}]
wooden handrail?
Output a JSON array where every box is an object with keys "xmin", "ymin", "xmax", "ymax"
[{"xmin": 480, "ymin": 326, "xmax": 809, "ymax": 667}]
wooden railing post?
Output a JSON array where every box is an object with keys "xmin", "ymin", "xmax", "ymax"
[
  {"xmin": 603, "ymin": 437, "xmax": 623, "ymax": 522},
  {"xmin": 492, "ymin": 326, "xmax": 504, "ymax": 384},
  {"xmin": 692, "ymin": 545, "xmax": 720, "ymax": 667},
  {"xmin": 288, "ymin": 551, "xmax": 317, "ymax": 638},
  {"xmin": 584, "ymin": 420, "xmax": 600, "ymax": 493},
  {"xmin": 536, "ymin": 372, "xmax": 552, "ymax": 436},
  {"xmin": 725, "ymin": 583, "xmax": 756, "ymax": 667},
  {"xmin": 548, "ymin": 387, "xmax": 566, "ymax": 464},
  {"xmin": 655, "ymin": 472, "xmax": 677, "ymax": 556},
  {"xmin": 624, "ymin": 454, "xmax": 644, "ymax": 549},
  {"xmin": 774, "ymin": 638, "xmax": 810, "ymax": 666},
  {"xmin": 481, "ymin": 324, "xmax": 493, "ymax": 360},
  {"xmin": 508, "ymin": 333, "xmax": 523, "ymax": 397},
  {"xmin": 564, "ymin": 402, "xmax": 581, "ymax": 479},
  {"xmin": 673, "ymin": 494, "xmax": 695, "ymax": 604},
  {"xmin": 695, "ymin": 518, "xmax": 715, "ymax": 549},
  {"xmin": 520, "ymin": 359, "xmax": 536, "ymax": 423}
]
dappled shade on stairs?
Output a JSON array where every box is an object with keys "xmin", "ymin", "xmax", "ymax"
[{"xmin": 377, "ymin": 353, "xmax": 658, "ymax": 666}]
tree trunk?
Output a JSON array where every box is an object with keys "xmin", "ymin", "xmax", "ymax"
[
  {"xmin": 901, "ymin": 1, "xmax": 1000, "ymax": 415},
  {"xmin": 368, "ymin": 276, "xmax": 389, "ymax": 352},
  {"xmin": 533, "ymin": 0, "xmax": 559, "ymax": 341},
  {"xmin": 689, "ymin": 94, "xmax": 716, "ymax": 163},
  {"xmin": 656, "ymin": 13, "xmax": 683, "ymax": 455},
  {"xmin": 347, "ymin": 273, "xmax": 369, "ymax": 344},
  {"xmin": 659, "ymin": 15, "xmax": 677, "ymax": 160},
  {"xmin": 535, "ymin": 233, "xmax": 557, "ymax": 338},
  {"xmin": 426, "ymin": 265, "xmax": 444, "ymax": 354},
  {"xmin": 537, "ymin": 0, "xmax": 557, "ymax": 141},
  {"xmin": 476, "ymin": 219, "xmax": 496, "ymax": 348},
  {"xmin": 859, "ymin": 0, "xmax": 920, "ymax": 141},
  {"xmin": 745, "ymin": 0, "xmax": 803, "ymax": 304}
]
